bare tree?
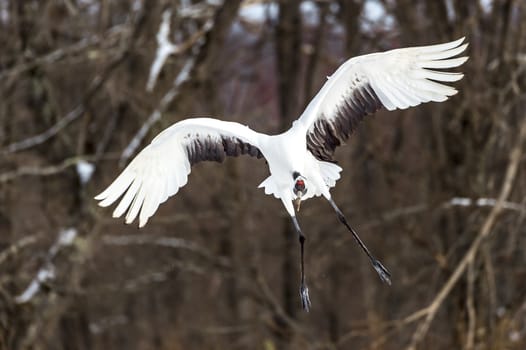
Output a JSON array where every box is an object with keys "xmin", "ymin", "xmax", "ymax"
[{"xmin": 0, "ymin": 1, "xmax": 525, "ymax": 349}]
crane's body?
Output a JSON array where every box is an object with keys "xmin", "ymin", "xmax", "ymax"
[
  {"xmin": 96, "ymin": 37, "xmax": 468, "ymax": 311},
  {"xmin": 258, "ymin": 121, "xmax": 338, "ymax": 213}
]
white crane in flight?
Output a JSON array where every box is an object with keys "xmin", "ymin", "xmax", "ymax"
[{"xmin": 96, "ymin": 37, "xmax": 468, "ymax": 311}]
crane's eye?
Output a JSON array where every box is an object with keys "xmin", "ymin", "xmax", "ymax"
[{"xmin": 295, "ymin": 179, "xmax": 305, "ymax": 191}]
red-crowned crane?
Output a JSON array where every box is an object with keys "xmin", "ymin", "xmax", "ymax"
[{"xmin": 96, "ymin": 37, "xmax": 468, "ymax": 311}]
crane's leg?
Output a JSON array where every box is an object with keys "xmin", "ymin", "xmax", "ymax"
[
  {"xmin": 328, "ymin": 198, "xmax": 392, "ymax": 285},
  {"xmin": 291, "ymin": 216, "xmax": 311, "ymax": 312}
]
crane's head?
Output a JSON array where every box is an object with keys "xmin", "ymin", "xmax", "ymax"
[{"xmin": 292, "ymin": 172, "xmax": 307, "ymax": 211}]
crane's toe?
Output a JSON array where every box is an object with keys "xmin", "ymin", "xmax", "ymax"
[
  {"xmin": 300, "ymin": 283, "xmax": 311, "ymax": 312},
  {"xmin": 372, "ymin": 259, "xmax": 392, "ymax": 285}
]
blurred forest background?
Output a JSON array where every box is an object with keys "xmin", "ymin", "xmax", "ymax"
[{"xmin": 1, "ymin": 0, "xmax": 526, "ymax": 349}]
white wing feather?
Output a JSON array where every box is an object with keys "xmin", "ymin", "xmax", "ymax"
[
  {"xmin": 95, "ymin": 118, "xmax": 263, "ymax": 227},
  {"xmin": 97, "ymin": 38, "xmax": 468, "ymax": 227},
  {"xmin": 299, "ymin": 37, "xmax": 468, "ymax": 128}
]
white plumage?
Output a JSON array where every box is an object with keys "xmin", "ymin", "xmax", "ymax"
[
  {"xmin": 96, "ymin": 119, "xmax": 261, "ymax": 225},
  {"xmin": 97, "ymin": 37, "xmax": 467, "ymax": 227},
  {"xmin": 95, "ymin": 37, "xmax": 468, "ymax": 311}
]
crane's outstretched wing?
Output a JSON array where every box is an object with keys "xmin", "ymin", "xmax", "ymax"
[
  {"xmin": 95, "ymin": 118, "xmax": 264, "ymax": 227},
  {"xmin": 299, "ymin": 37, "xmax": 468, "ymax": 161}
]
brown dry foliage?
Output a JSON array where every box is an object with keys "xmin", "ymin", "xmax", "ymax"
[{"xmin": 1, "ymin": 1, "xmax": 526, "ymax": 349}]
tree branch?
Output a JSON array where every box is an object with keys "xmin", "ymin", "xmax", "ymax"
[{"xmin": 407, "ymin": 118, "xmax": 526, "ymax": 349}]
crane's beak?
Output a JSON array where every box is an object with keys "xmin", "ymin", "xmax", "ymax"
[{"xmin": 294, "ymin": 196, "xmax": 302, "ymax": 212}]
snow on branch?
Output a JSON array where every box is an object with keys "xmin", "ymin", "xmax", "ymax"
[
  {"xmin": 76, "ymin": 160, "xmax": 96, "ymax": 185},
  {"xmin": 15, "ymin": 228, "xmax": 78, "ymax": 304},
  {"xmin": 0, "ymin": 154, "xmax": 116, "ymax": 183},
  {"xmin": 146, "ymin": 2, "xmax": 217, "ymax": 92},
  {"xmin": 146, "ymin": 9, "xmax": 177, "ymax": 91},
  {"xmin": 120, "ymin": 19, "xmax": 213, "ymax": 165},
  {"xmin": 446, "ymin": 197, "xmax": 526, "ymax": 212}
]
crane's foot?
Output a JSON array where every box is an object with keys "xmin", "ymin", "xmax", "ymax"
[
  {"xmin": 300, "ymin": 282, "xmax": 311, "ymax": 312},
  {"xmin": 372, "ymin": 258, "xmax": 392, "ymax": 285}
]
